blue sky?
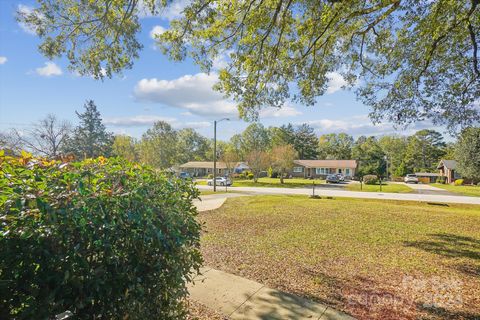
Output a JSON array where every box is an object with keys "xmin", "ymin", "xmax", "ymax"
[{"xmin": 0, "ymin": 0, "xmax": 441, "ymax": 141}]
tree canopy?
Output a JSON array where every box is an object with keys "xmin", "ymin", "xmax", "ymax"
[
  {"xmin": 19, "ymin": 0, "xmax": 480, "ymax": 130},
  {"xmin": 455, "ymin": 127, "xmax": 480, "ymax": 183},
  {"xmin": 63, "ymin": 100, "xmax": 113, "ymax": 158}
]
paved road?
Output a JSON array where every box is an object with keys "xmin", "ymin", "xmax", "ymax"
[
  {"xmin": 391, "ymin": 182, "xmax": 457, "ymax": 196},
  {"xmin": 197, "ymin": 185, "xmax": 480, "ymax": 205}
]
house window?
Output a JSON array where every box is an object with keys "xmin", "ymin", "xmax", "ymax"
[
  {"xmin": 346, "ymin": 168, "xmax": 350, "ymax": 175},
  {"xmin": 293, "ymin": 167, "xmax": 303, "ymax": 173}
]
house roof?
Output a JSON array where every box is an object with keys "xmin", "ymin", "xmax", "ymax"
[
  {"xmin": 437, "ymin": 159, "xmax": 457, "ymax": 170},
  {"xmin": 415, "ymin": 172, "xmax": 441, "ymax": 177},
  {"xmin": 179, "ymin": 161, "xmax": 248, "ymax": 169},
  {"xmin": 180, "ymin": 161, "xmax": 228, "ymax": 169},
  {"xmin": 293, "ymin": 159, "xmax": 357, "ymax": 168}
]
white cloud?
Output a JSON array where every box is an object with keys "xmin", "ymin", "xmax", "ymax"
[
  {"xmin": 133, "ymin": 73, "xmax": 238, "ymax": 117},
  {"xmin": 211, "ymin": 50, "xmax": 234, "ymax": 70},
  {"xmin": 150, "ymin": 25, "xmax": 166, "ymax": 39},
  {"xmin": 259, "ymin": 105, "xmax": 302, "ymax": 118},
  {"xmin": 104, "ymin": 115, "xmax": 176, "ymax": 127},
  {"xmin": 17, "ymin": 5, "xmax": 38, "ymax": 35},
  {"xmin": 104, "ymin": 115, "xmax": 211, "ymax": 130},
  {"xmin": 139, "ymin": 0, "xmax": 189, "ymax": 20},
  {"xmin": 326, "ymin": 72, "xmax": 348, "ymax": 94},
  {"xmin": 304, "ymin": 115, "xmax": 434, "ymax": 137},
  {"xmin": 0, "ymin": 56, "xmax": 7, "ymax": 64},
  {"xmin": 35, "ymin": 62, "xmax": 63, "ymax": 77}
]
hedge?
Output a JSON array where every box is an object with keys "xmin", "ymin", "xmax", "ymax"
[{"xmin": 0, "ymin": 151, "xmax": 203, "ymax": 319}]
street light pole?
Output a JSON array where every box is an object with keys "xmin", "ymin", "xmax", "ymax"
[
  {"xmin": 384, "ymin": 155, "xmax": 389, "ymax": 181},
  {"xmin": 213, "ymin": 120, "xmax": 217, "ymax": 192},
  {"xmin": 213, "ymin": 118, "xmax": 230, "ymax": 192}
]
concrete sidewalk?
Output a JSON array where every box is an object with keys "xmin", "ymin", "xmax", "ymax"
[
  {"xmin": 197, "ymin": 185, "xmax": 480, "ymax": 205},
  {"xmin": 194, "ymin": 193, "xmax": 247, "ymax": 212},
  {"xmin": 188, "ymin": 267, "xmax": 354, "ymax": 320}
]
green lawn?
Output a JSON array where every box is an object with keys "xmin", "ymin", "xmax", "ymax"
[
  {"xmin": 196, "ymin": 177, "xmax": 325, "ymax": 188},
  {"xmin": 432, "ymin": 183, "xmax": 480, "ymax": 197},
  {"xmin": 199, "ymin": 195, "xmax": 480, "ymax": 320},
  {"xmin": 346, "ymin": 182, "xmax": 413, "ymax": 193}
]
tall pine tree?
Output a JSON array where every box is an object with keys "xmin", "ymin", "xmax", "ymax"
[
  {"xmin": 64, "ymin": 100, "xmax": 113, "ymax": 158},
  {"xmin": 293, "ymin": 123, "xmax": 318, "ymax": 159}
]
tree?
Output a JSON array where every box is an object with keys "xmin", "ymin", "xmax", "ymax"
[
  {"xmin": 317, "ymin": 133, "xmax": 353, "ymax": 160},
  {"xmin": 404, "ymin": 130, "xmax": 446, "ymax": 172},
  {"xmin": 240, "ymin": 123, "xmax": 270, "ymax": 155},
  {"xmin": 455, "ymin": 127, "xmax": 480, "ymax": 183},
  {"xmin": 245, "ymin": 150, "xmax": 270, "ymax": 182},
  {"xmin": 21, "ymin": 1, "xmax": 480, "ymax": 130},
  {"xmin": 177, "ymin": 128, "xmax": 210, "ymax": 163},
  {"xmin": 220, "ymin": 145, "xmax": 239, "ymax": 177},
  {"xmin": 0, "ymin": 131, "xmax": 24, "ymax": 155},
  {"xmin": 352, "ymin": 136, "xmax": 386, "ymax": 178},
  {"xmin": 138, "ymin": 121, "xmax": 178, "ymax": 169},
  {"xmin": 64, "ymin": 100, "xmax": 113, "ymax": 158},
  {"xmin": 270, "ymin": 145, "xmax": 297, "ymax": 183},
  {"xmin": 112, "ymin": 135, "xmax": 138, "ymax": 162},
  {"xmin": 378, "ymin": 135, "xmax": 408, "ymax": 177},
  {"xmin": 293, "ymin": 124, "xmax": 318, "ymax": 159},
  {"xmin": 269, "ymin": 124, "xmax": 295, "ymax": 148},
  {"xmin": 11, "ymin": 114, "xmax": 70, "ymax": 158}
]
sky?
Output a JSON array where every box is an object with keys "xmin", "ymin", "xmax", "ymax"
[{"xmin": 0, "ymin": 0, "xmax": 446, "ymax": 142}]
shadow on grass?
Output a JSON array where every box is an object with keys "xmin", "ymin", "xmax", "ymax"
[
  {"xmin": 418, "ymin": 304, "xmax": 480, "ymax": 320},
  {"xmin": 404, "ymin": 233, "xmax": 480, "ymax": 261}
]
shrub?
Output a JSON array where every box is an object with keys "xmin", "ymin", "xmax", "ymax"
[
  {"xmin": 363, "ymin": 175, "xmax": 379, "ymax": 185},
  {"xmin": 247, "ymin": 173, "xmax": 255, "ymax": 180},
  {"xmin": 207, "ymin": 173, "xmax": 213, "ymax": 179},
  {"xmin": 454, "ymin": 179, "xmax": 464, "ymax": 186},
  {"xmin": 436, "ymin": 176, "xmax": 447, "ymax": 184},
  {"xmin": 0, "ymin": 152, "xmax": 202, "ymax": 319},
  {"xmin": 238, "ymin": 172, "xmax": 246, "ymax": 179}
]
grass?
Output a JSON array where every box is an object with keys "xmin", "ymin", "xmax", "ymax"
[
  {"xmin": 346, "ymin": 182, "xmax": 413, "ymax": 193},
  {"xmin": 199, "ymin": 195, "xmax": 480, "ymax": 320},
  {"xmin": 196, "ymin": 177, "xmax": 325, "ymax": 188},
  {"xmin": 432, "ymin": 183, "xmax": 480, "ymax": 197}
]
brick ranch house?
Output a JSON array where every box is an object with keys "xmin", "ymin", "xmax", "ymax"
[
  {"xmin": 179, "ymin": 161, "xmax": 249, "ymax": 177},
  {"xmin": 290, "ymin": 160, "xmax": 357, "ymax": 179},
  {"xmin": 437, "ymin": 159, "xmax": 461, "ymax": 184}
]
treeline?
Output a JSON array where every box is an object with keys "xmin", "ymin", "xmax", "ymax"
[{"xmin": 2, "ymin": 100, "xmax": 479, "ymax": 182}]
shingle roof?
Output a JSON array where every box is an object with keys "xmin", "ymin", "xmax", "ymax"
[
  {"xmin": 415, "ymin": 172, "xmax": 441, "ymax": 177},
  {"xmin": 437, "ymin": 160, "xmax": 457, "ymax": 170},
  {"xmin": 293, "ymin": 160, "xmax": 357, "ymax": 168},
  {"xmin": 179, "ymin": 161, "xmax": 228, "ymax": 169}
]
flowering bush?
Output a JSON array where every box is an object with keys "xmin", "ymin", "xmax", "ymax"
[{"xmin": 0, "ymin": 151, "xmax": 202, "ymax": 319}]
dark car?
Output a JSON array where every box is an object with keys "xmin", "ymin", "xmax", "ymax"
[
  {"xmin": 179, "ymin": 172, "xmax": 191, "ymax": 179},
  {"xmin": 326, "ymin": 174, "xmax": 340, "ymax": 183}
]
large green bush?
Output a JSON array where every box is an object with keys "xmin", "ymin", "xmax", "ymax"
[{"xmin": 0, "ymin": 152, "xmax": 202, "ymax": 319}]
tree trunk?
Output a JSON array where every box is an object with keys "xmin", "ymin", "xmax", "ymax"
[{"xmin": 280, "ymin": 169, "xmax": 284, "ymax": 184}]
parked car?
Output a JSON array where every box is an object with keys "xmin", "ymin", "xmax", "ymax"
[
  {"xmin": 207, "ymin": 176, "xmax": 232, "ymax": 186},
  {"xmin": 326, "ymin": 174, "xmax": 340, "ymax": 183},
  {"xmin": 179, "ymin": 172, "xmax": 191, "ymax": 179},
  {"xmin": 335, "ymin": 173, "xmax": 345, "ymax": 181},
  {"xmin": 404, "ymin": 174, "xmax": 419, "ymax": 184}
]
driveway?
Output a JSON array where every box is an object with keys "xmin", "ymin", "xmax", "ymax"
[
  {"xmin": 196, "ymin": 185, "xmax": 480, "ymax": 205},
  {"xmin": 393, "ymin": 182, "xmax": 457, "ymax": 195}
]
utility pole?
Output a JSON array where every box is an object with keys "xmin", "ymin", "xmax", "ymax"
[
  {"xmin": 213, "ymin": 120, "xmax": 217, "ymax": 192},
  {"xmin": 213, "ymin": 118, "xmax": 230, "ymax": 192}
]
